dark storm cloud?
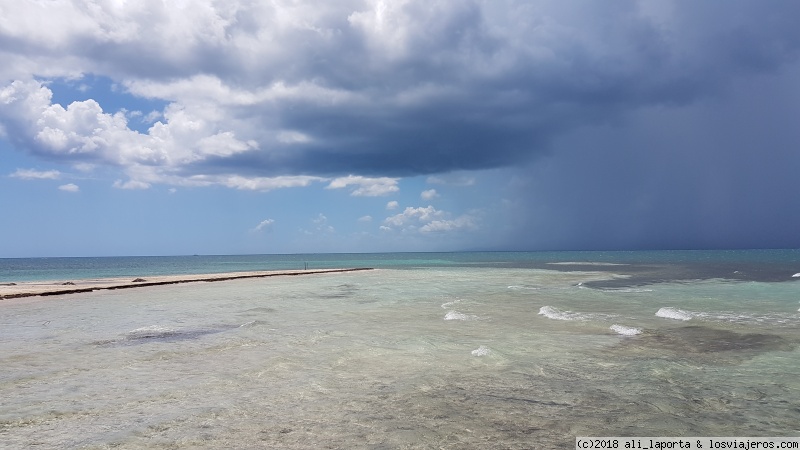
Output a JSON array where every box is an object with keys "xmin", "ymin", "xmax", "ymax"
[
  {"xmin": 185, "ymin": 0, "xmax": 800, "ymax": 177},
  {"xmin": 4, "ymin": 1, "xmax": 800, "ymax": 179},
  {"xmin": 497, "ymin": 60, "xmax": 800, "ymax": 251},
  {"xmin": 3, "ymin": 1, "xmax": 800, "ymax": 250}
]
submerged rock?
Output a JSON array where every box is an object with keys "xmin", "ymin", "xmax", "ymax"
[{"xmin": 610, "ymin": 325, "xmax": 795, "ymax": 364}]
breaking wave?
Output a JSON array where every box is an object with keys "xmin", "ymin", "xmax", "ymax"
[
  {"xmin": 594, "ymin": 287, "xmax": 654, "ymax": 293},
  {"xmin": 538, "ymin": 306, "xmax": 618, "ymax": 322},
  {"xmin": 547, "ymin": 262, "xmax": 629, "ymax": 266},
  {"xmin": 656, "ymin": 307, "xmax": 693, "ymax": 321},
  {"xmin": 507, "ymin": 285, "xmax": 541, "ymax": 291},
  {"xmin": 444, "ymin": 311, "xmax": 477, "ymax": 321},
  {"xmin": 441, "ymin": 298, "xmax": 463, "ymax": 309},
  {"xmin": 610, "ymin": 324, "xmax": 642, "ymax": 336},
  {"xmin": 471, "ymin": 345, "xmax": 491, "ymax": 356},
  {"xmin": 656, "ymin": 307, "xmax": 799, "ymax": 326}
]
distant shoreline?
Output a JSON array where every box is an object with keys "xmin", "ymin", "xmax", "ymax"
[{"xmin": 0, "ymin": 268, "xmax": 374, "ymax": 301}]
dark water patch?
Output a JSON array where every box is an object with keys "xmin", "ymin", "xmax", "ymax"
[
  {"xmin": 651, "ymin": 326, "xmax": 792, "ymax": 353},
  {"xmin": 318, "ymin": 283, "xmax": 359, "ymax": 299},
  {"xmin": 610, "ymin": 326, "xmax": 794, "ymax": 361},
  {"xmin": 92, "ymin": 325, "xmax": 240, "ymax": 347},
  {"xmin": 238, "ymin": 319, "xmax": 269, "ymax": 328},
  {"xmin": 242, "ymin": 307, "xmax": 277, "ymax": 313},
  {"xmin": 575, "ymin": 261, "xmax": 800, "ymax": 288}
]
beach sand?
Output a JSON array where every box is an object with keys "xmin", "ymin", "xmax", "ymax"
[{"xmin": 0, "ymin": 267, "xmax": 373, "ymax": 300}]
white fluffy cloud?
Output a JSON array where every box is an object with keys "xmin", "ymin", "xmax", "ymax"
[
  {"xmin": 383, "ymin": 205, "xmax": 477, "ymax": 234},
  {"xmin": 326, "ymin": 175, "xmax": 399, "ymax": 196},
  {"xmin": 58, "ymin": 183, "xmax": 79, "ymax": 192},
  {"xmin": 253, "ymin": 218, "xmax": 275, "ymax": 232},
  {"xmin": 113, "ymin": 179, "xmax": 150, "ymax": 190},
  {"xmin": 420, "ymin": 189, "xmax": 438, "ymax": 200},
  {"xmin": 0, "ymin": 79, "xmax": 260, "ymax": 189},
  {"xmin": 10, "ymin": 168, "xmax": 61, "ymax": 180},
  {"xmin": 419, "ymin": 216, "xmax": 477, "ymax": 233},
  {"xmin": 306, "ymin": 213, "xmax": 334, "ymax": 234}
]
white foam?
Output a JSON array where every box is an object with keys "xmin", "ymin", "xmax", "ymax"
[
  {"xmin": 471, "ymin": 346, "xmax": 491, "ymax": 356},
  {"xmin": 444, "ymin": 311, "xmax": 476, "ymax": 321},
  {"xmin": 441, "ymin": 299, "xmax": 462, "ymax": 309},
  {"xmin": 610, "ymin": 324, "xmax": 642, "ymax": 336},
  {"xmin": 700, "ymin": 311, "xmax": 797, "ymax": 326},
  {"xmin": 538, "ymin": 306, "xmax": 582, "ymax": 321},
  {"xmin": 793, "ymin": 273, "xmax": 800, "ymax": 278},
  {"xmin": 598, "ymin": 288, "xmax": 654, "ymax": 293},
  {"xmin": 548, "ymin": 262, "xmax": 628, "ymax": 266},
  {"xmin": 657, "ymin": 307, "xmax": 798, "ymax": 326},
  {"xmin": 655, "ymin": 307, "xmax": 693, "ymax": 321},
  {"xmin": 538, "ymin": 305, "xmax": 621, "ymax": 322},
  {"xmin": 507, "ymin": 285, "xmax": 540, "ymax": 290}
]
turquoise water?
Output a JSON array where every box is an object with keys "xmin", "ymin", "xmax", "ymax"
[
  {"xmin": 1, "ymin": 251, "xmax": 799, "ymax": 448},
  {"xmin": 2, "ymin": 249, "xmax": 800, "ymax": 283}
]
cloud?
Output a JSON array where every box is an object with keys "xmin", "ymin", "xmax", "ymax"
[
  {"xmin": 0, "ymin": 79, "xmax": 272, "ymax": 189},
  {"xmin": 306, "ymin": 213, "xmax": 334, "ymax": 234},
  {"xmin": 10, "ymin": 168, "xmax": 61, "ymax": 180},
  {"xmin": 326, "ymin": 175, "xmax": 399, "ymax": 196},
  {"xmin": 427, "ymin": 175, "xmax": 475, "ymax": 187},
  {"xmin": 253, "ymin": 218, "xmax": 275, "ymax": 232},
  {"xmin": 2, "ymin": 0, "xmax": 799, "ymax": 189},
  {"xmin": 386, "ymin": 201, "xmax": 399, "ymax": 210},
  {"xmin": 58, "ymin": 183, "xmax": 79, "ymax": 192},
  {"xmin": 384, "ymin": 206, "xmax": 443, "ymax": 228},
  {"xmin": 420, "ymin": 189, "xmax": 438, "ymax": 200},
  {"xmin": 73, "ymin": 163, "xmax": 96, "ymax": 172},
  {"xmin": 383, "ymin": 205, "xmax": 477, "ymax": 234},
  {"xmin": 197, "ymin": 175, "xmax": 324, "ymax": 191},
  {"xmin": 358, "ymin": 215, "xmax": 373, "ymax": 223},
  {"xmin": 420, "ymin": 216, "xmax": 477, "ymax": 233},
  {"xmin": 2, "ymin": 1, "xmax": 800, "ymax": 251},
  {"xmin": 113, "ymin": 179, "xmax": 150, "ymax": 190}
]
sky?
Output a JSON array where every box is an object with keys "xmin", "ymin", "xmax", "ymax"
[{"xmin": 1, "ymin": 0, "xmax": 800, "ymax": 257}]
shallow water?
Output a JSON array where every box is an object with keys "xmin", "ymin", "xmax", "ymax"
[{"xmin": 1, "ymin": 266, "xmax": 799, "ymax": 449}]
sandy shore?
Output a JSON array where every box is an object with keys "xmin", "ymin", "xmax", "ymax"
[{"xmin": 0, "ymin": 268, "xmax": 373, "ymax": 300}]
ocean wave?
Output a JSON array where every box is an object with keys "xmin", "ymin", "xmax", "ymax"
[
  {"xmin": 441, "ymin": 298, "xmax": 463, "ymax": 309},
  {"xmin": 656, "ymin": 307, "xmax": 799, "ymax": 326},
  {"xmin": 595, "ymin": 287, "xmax": 654, "ymax": 293},
  {"xmin": 537, "ymin": 305, "xmax": 620, "ymax": 322},
  {"xmin": 444, "ymin": 311, "xmax": 477, "ymax": 321},
  {"xmin": 655, "ymin": 307, "xmax": 693, "ymax": 321},
  {"xmin": 538, "ymin": 306, "xmax": 585, "ymax": 321},
  {"xmin": 471, "ymin": 345, "xmax": 491, "ymax": 356},
  {"xmin": 507, "ymin": 285, "xmax": 541, "ymax": 291},
  {"xmin": 547, "ymin": 262, "xmax": 629, "ymax": 266},
  {"xmin": 793, "ymin": 273, "xmax": 800, "ymax": 278},
  {"xmin": 238, "ymin": 320, "xmax": 269, "ymax": 328},
  {"xmin": 610, "ymin": 324, "xmax": 642, "ymax": 336}
]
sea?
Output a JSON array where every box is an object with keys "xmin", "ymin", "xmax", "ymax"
[{"xmin": 1, "ymin": 250, "xmax": 799, "ymax": 449}]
